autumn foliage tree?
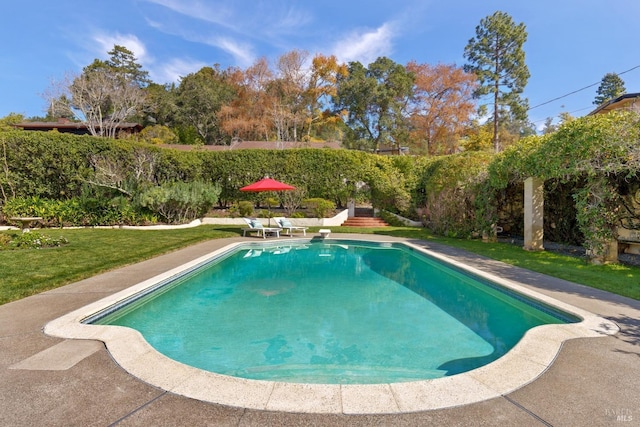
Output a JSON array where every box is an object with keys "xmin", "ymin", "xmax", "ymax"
[
  {"xmin": 220, "ymin": 53, "xmax": 347, "ymax": 143},
  {"xmin": 406, "ymin": 62, "xmax": 477, "ymax": 155},
  {"xmin": 219, "ymin": 58, "xmax": 274, "ymax": 141},
  {"xmin": 462, "ymin": 121, "xmax": 493, "ymax": 152},
  {"xmin": 267, "ymin": 50, "xmax": 309, "ymax": 142},
  {"xmin": 304, "ymin": 54, "xmax": 348, "ymax": 140},
  {"xmin": 42, "ymin": 45, "xmax": 489, "ymax": 149}
]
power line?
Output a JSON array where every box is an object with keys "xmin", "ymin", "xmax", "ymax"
[
  {"xmin": 528, "ymin": 64, "xmax": 640, "ymax": 111},
  {"xmin": 531, "ymin": 106, "xmax": 593, "ymax": 124}
]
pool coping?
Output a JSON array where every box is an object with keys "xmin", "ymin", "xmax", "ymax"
[{"xmin": 44, "ymin": 236, "xmax": 619, "ymax": 414}]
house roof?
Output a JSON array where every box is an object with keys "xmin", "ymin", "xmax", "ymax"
[
  {"xmin": 588, "ymin": 93, "xmax": 640, "ymax": 115},
  {"xmin": 13, "ymin": 118, "xmax": 142, "ymax": 131},
  {"xmin": 160, "ymin": 140, "xmax": 343, "ymax": 151}
]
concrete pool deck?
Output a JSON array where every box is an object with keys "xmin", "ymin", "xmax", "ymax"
[{"xmin": 2, "ymin": 233, "xmax": 640, "ymax": 425}]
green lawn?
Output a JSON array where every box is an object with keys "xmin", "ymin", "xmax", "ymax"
[
  {"xmin": 1, "ymin": 225, "xmax": 639, "ymax": 305},
  {"xmin": 0, "ymin": 226, "xmax": 237, "ymax": 305},
  {"xmin": 346, "ymin": 226, "xmax": 640, "ymax": 301}
]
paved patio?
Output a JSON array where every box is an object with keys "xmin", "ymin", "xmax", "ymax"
[{"xmin": 1, "ymin": 234, "xmax": 639, "ymax": 426}]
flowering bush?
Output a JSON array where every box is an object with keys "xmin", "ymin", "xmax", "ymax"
[{"xmin": 0, "ymin": 232, "xmax": 69, "ymax": 250}]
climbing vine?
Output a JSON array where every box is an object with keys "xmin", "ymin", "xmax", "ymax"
[
  {"xmin": 487, "ymin": 111, "xmax": 640, "ymax": 260},
  {"xmin": 573, "ymin": 178, "xmax": 621, "ymax": 257}
]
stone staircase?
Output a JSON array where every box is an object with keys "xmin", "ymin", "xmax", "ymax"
[{"xmin": 340, "ymin": 207, "xmax": 389, "ymax": 227}]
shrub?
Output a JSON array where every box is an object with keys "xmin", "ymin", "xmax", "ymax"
[
  {"xmin": 0, "ymin": 233, "xmax": 11, "ymax": 247},
  {"xmin": 1, "ymin": 231, "xmax": 69, "ymax": 250},
  {"xmin": 379, "ymin": 210, "xmax": 406, "ymax": 227},
  {"xmin": 2, "ymin": 195, "xmax": 145, "ymax": 227},
  {"xmin": 137, "ymin": 181, "xmax": 221, "ymax": 223},
  {"xmin": 0, "ymin": 132, "xmax": 412, "ymax": 217},
  {"xmin": 237, "ymin": 201, "xmax": 254, "ymax": 217},
  {"xmin": 366, "ymin": 156, "xmax": 411, "ymax": 215},
  {"xmin": 304, "ymin": 198, "xmax": 336, "ymax": 218},
  {"xmin": 417, "ymin": 152, "xmax": 493, "ymax": 237},
  {"xmin": 138, "ymin": 125, "xmax": 178, "ymax": 145},
  {"xmin": 2, "ymin": 195, "xmax": 48, "ymax": 219},
  {"xmin": 281, "ymin": 188, "xmax": 307, "ymax": 216},
  {"xmin": 258, "ymin": 209, "xmax": 272, "ymax": 219},
  {"xmin": 264, "ymin": 197, "xmax": 279, "ymax": 209}
]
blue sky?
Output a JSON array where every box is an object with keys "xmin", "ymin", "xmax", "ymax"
[{"xmin": 2, "ymin": 0, "xmax": 639, "ymax": 129}]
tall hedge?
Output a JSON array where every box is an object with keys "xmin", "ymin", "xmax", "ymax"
[
  {"xmin": 1, "ymin": 131, "xmax": 99, "ymax": 199},
  {"xmin": 7, "ymin": 111, "xmax": 638, "ymax": 259},
  {"xmin": 415, "ymin": 151, "xmax": 494, "ymax": 237},
  {"xmin": 0, "ymin": 131, "xmax": 410, "ymax": 216}
]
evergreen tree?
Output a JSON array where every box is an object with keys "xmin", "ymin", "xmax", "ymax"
[
  {"xmin": 174, "ymin": 66, "xmax": 237, "ymax": 145},
  {"xmin": 593, "ymin": 73, "xmax": 626, "ymax": 105},
  {"xmin": 463, "ymin": 11, "xmax": 530, "ymax": 152},
  {"xmin": 334, "ymin": 57, "xmax": 414, "ymax": 151},
  {"xmin": 65, "ymin": 44, "xmax": 150, "ymax": 137},
  {"xmin": 541, "ymin": 117, "xmax": 557, "ymax": 135},
  {"xmin": 85, "ymin": 45, "xmax": 151, "ymax": 88}
]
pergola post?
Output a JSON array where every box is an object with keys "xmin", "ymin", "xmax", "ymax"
[
  {"xmin": 524, "ymin": 177, "xmax": 544, "ymax": 251},
  {"xmin": 347, "ymin": 199, "xmax": 355, "ymax": 217}
]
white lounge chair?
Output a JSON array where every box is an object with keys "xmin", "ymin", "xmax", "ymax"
[
  {"xmin": 242, "ymin": 218, "xmax": 281, "ymax": 239},
  {"xmin": 274, "ymin": 217, "xmax": 308, "ymax": 236}
]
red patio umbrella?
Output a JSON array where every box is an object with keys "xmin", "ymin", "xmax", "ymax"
[
  {"xmin": 240, "ymin": 177, "xmax": 296, "ymax": 225},
  {"xmin": 239, "ymin": 177, "xmax": 295, "ymax": 192}
]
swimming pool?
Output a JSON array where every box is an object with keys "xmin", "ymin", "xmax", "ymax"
[
  {"xmin": 45, "ymin": 235, "xmax": 617, "ymax": 413},
  {"xmin": 90, "ymin": 240, "xmax": 577, "ymax": 384}
]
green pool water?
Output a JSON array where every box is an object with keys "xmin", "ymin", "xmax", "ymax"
[{"xmin": 94, "ymin": 240, "xmax": 577, "ymax": 384}]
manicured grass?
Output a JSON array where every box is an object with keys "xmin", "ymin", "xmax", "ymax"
[
  {"xmin": 364, "ymin": 227, "xmax": 640, "ymax": 301},
  {"xmin": 1, "ymin": 225, "xmax": 639, "ymax": 305},
  {"xmin": 0, "ymin": 226, "xmax": 238, "ymax": 305}
]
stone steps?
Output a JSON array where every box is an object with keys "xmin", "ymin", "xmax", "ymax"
[{"xmin": 340, "ymin": 217, "xmax": 389, "ymax": 227}]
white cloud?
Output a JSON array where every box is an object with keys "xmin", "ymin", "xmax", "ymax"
[
  {"xmin": 144, "ymin": 0, "xmax": 310, "ymax": 41},
  {"xmin": 265, "ymin": 5, "xmax": 312, "ymax": 37},
  {"xmin": 143, "ymin": 0, "xmax": 233, "ymax": 27},
  {"xmin": 151, "ymin": 58, "xmax": 208, "ymax": 83},
  {"xmin": 143, "ymin": 10, "xmax": 255, "ymax": 68},
  {"xmin": 88, "ymin": 30, "xmax": 208, "ymax": 84},
  {"xmin": 332, "ymin": 22, "xmax": 397, "ymax": 65},
  {"xmin": 204, "ymin": 37, "xmax": 255, "ymax": 68},
  {"xmin": 146, "ymin": 19, "xmax": 256, "ymax": 69},
  {"xmin": 64, "ymin": 30, "xmax": 154, "ymax": 77},
  {"xmin": 92, "ymin": 33, "xmax": 150, "ymax": 64}
]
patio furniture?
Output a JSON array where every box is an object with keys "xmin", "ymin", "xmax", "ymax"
[
  {"xmin": 274, "ymin": 217, "xmax": 308, "ymax": 236},
  {"xmin": 242, "ymin": 218, "xmax": 281, "ymax": 239}
]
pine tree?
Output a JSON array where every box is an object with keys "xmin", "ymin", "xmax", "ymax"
[
  {"xmin": 463, "ymin": 11, "xmax": 530, "ymax": 152},
  {"xmin": 593, "ymin": 73, "xmax": 626, "ymax": 105}
]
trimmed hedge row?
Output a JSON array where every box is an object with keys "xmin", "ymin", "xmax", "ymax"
[
  {"xmin": 5, "ymin": 110, "xmax": 638, "ymax": 263},
  {"xmin": 0, "ymin": 131, "xmax": 411, "ymax": 222}
]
